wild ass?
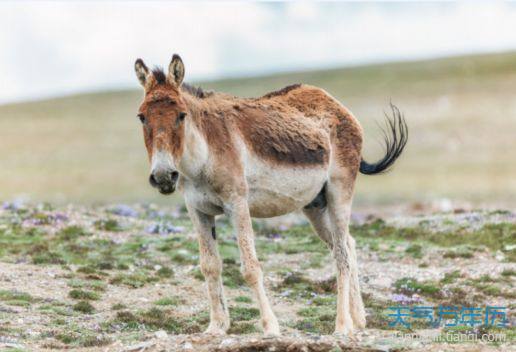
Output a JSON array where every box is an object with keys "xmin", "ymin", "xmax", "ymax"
[{"xmin": 134, "ymin": 54, "xmax": 407, "ymax": 336}]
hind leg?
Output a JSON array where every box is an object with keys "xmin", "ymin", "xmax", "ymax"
[
  {"xmin": 327, "ymin": 178, "xmax": 355, "ymax": 335},
  {"xmin": 303, "ymin": 202, "xmax": 366, "ymax": 328},
  {"xmin": 347, "ymin": 234, "xmax": 366, "ymax": 328},
  {"xmin": 304, "ymin": 205, "xmax": 366, "ymax": 330}
]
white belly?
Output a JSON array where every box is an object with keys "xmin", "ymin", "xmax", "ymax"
[
  {"xmin": 181, "ymin": 154, "xmax": 329, "ymax": 219},
  {"xmin": 245, "ymin": 157, "xmax": 328, "ymax": 218}
]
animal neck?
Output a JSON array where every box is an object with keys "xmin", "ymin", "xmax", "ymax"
[{"xmin": 176, "ymin": 96, "xmax": 209, "ymax": 180}]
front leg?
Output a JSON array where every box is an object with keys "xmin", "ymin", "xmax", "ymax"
[
  {"xmin": 226, "ymin": 198, "xmax": 280, "ymax": 336},
  {"xmin": 186, "ymin": 203, "xmax": 229, "ymax": 334}
]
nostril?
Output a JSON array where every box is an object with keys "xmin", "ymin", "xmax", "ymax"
[
  {"xmin": 149, "ymin": 174, "xmax": 158, "ymax": 187},
  {"xmin": 171, "ymin": 171, "xmax": 179, "ymax": 182}
]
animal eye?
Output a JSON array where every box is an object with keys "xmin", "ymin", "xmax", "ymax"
[
  {"xmin": 178, "ymin": 112, "xmax": 187, "ymax": 122},
  {"xmin": 138, "ymin": 114, "xmax": 146, "ymax": 123}
]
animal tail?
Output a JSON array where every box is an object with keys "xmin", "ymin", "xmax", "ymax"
[{"xmin": 359, "ymin": 103, "xmax": 408, "ymax": 175}]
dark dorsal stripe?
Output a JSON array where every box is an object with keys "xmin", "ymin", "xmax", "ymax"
[{"xmin": 261, "ymin": 83, "xmax": 302, "ymax": 99}]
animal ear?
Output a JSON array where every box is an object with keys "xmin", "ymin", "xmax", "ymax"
[
  {"xmin": 134, "ymin": 58, "xmax": 150, "ymax": 87},
  {"xmin": 168, "ymin": 54, "xmax": 185, "ymax": 87}
]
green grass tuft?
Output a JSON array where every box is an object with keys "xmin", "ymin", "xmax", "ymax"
[
  {"xmin": 440, "ymin": 270, "xmax": 462, "ymax": 284},
  {"xmin": 0, "ymin": 290, "xmax": 33, "ymax": 302},
  {"xmin": 73, "ymin": 301, "xmax": 95, "ymax": 314},
  {"xmin": 69, "ymin": 289, "xmax": 100, "ymax": 301},
  {"xmin": 113, "ymin": 308, "xmax": 209, "ymax": 334},
  {"xmin": 156, "ymin": 266, "xmax": 174, "ymax": 278},
  {"xmin": 234, "ymin": 296, "xmax": 252, "ymax": 303},
  {"xmin": 154, "ymin": 297, "xmax": 180, "ymax": 306},
  {"xmin": 94, "ymin": 219, "xmax": 122, "ymax": 232},
  {"xmin": 229, "ymin": 306, "xmax": 260, "ymax": 321},
  {"xmin": 57, "ymin": 225, "xmax": 89, "ymax": 241},
  {"xmin": 393, "ymin": 277, "xmax": 442, "ymax": 298},
  {"xmin": 405, "ymin": 244, "xmax": 423, "ymax": 258}
]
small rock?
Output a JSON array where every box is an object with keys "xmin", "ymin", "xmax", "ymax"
[
  {"xmin": 124, "ymin": 341, "xmax": 155, "ymax": 351},
  {"xmin": 155, "ymin": 330, "xmax": 168, "ymax": 339},
  {"xmin": 495, "ymin": 251, "xmax": 505, "ymax": 261},
  {"xmin": 181, "ymin": 341, "xmax": 194, "ymax": 351},
  {"xmin": 3, "ymin": 343, "xmax": 25, "ymax": 349},
  {"xmin": 219, "ymin": 338, "xmax": 236, "ymax": 348}
]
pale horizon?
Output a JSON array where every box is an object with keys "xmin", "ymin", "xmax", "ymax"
[{"xmin": 1, "ymin": 1, "xmax": 516, "ymax": 104}]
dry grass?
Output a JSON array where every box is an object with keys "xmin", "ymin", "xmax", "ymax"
[{"xmin": 1, "ymin": 51, "xmax": 516, "ymax": 206}]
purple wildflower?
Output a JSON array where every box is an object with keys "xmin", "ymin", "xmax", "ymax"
[
  {"xmin": 110, "ymin": 205, "xmax": 139, "ymax": 217},
  {"xmin": 2, "ymin": 199, "xmax": 25, "ymax": 211},
  {"xmin": 53, "ymin": 213, "xmax": 69, "ymax": 222},
  {"xmin": 391, "ymin": 293, "xmax": 422, "ymax": 305},
  {"xmin": 266, "ymin": 233, "xmax": 282, "ymax": 240},
  {"xmin": 145, "ymin": 222, "xmax": 184, "ymax": 235}
]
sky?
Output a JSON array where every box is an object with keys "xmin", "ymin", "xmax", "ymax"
[{"xmin": 1, "ymin": 1, "xmax": 516, "ymax": 103}]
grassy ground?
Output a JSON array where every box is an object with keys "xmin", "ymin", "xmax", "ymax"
[
  {"xmin": 1, "ymin": 51, "xmax": 516, "ymax": 206},
  {"xmin": 0, "ymin": 203, "xmax": 514, "ymax": 351}
]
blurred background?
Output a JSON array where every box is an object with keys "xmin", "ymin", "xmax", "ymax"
[{"xmin": 1, "ymin": 1, "xmax": 515, "ymax": 208}]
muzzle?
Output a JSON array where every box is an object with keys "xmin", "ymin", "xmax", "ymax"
[{"xmin": 149, "ymin": 168, "xmax": 179, "ymax": 194}]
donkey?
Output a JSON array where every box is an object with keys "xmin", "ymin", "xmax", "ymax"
[{"xmin": 133, "ymin": 54, "xmax": 407, "ymax": 336}]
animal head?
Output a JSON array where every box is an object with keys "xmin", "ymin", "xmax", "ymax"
[{"xmin": 134, "ymin": 54, "xmax": 187, "ymax": 194}]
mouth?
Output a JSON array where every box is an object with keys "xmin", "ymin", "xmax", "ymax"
[
  {"xmin": 149, "ymin": 171, "xmax": 178, "ymax": 195},
  {"xmin": 158, "ymin": 184, "xmax": 176, "ymax": 195}
]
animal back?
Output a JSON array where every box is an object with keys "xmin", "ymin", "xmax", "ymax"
[{"xmin": 234, "ymin": 103, "xmax": 330, "ymax": 167}]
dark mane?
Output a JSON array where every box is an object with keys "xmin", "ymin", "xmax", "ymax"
[
  {"xmin": 151, "ymin": 67, "xmax": 211, "ymax": 99},
  {"xmin": 151, "ymin": 67, "xmax": 167, "ymax": 84},
  {"xmin": 181, "ymin": 82, "xmax": 212, "ymax": 99}
]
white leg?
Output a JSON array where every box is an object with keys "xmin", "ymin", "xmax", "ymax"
[
  {"xmin": 187, "ymin": 204, "xmax": 229, "ymax": 334},
  {"xmin": 226, "ymin": 198, "xmax": 280, "ymax": 336}
]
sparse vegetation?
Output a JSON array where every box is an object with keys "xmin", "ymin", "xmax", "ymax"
[
  {"xmin": 352, "ymin": 220, "xmax": 516, "ymax": 261},
  {"xmin": 393, "ymin": 277, "xmax": 442, "ymax": 298},
  {"xmin": 405, "ymin": 244, "xmax": 423, "ymax": 258},
  {"xmin": 234, "ymin": 295, "xmax": 252, "ymax": 303},
  {"xmin": 440, "ymin": 270, "xmax": 462, "ymax": 284},
  {"xmin": 229, "ymin": 306, "xmax": 260, "ymax": 321},
  {"xmin": 112, "ymin": 308, "xmax": 208, "ymax": 334},
  {"xmin": 73, "ymin": 301, "xmax": 95, "ymax": 314},
  {"xmin": 94, "ymin": 218, "xmax": 122, "ymax": 232},
  {"xmin": 69, "ymin": 289, "xmax": 100, "ymax": 301},
  {"xmin": 0, "ymin": 202, "xmax": 513, "ymax": 349},
  {"xmin": 154, "ymin": 297, "xmax": 180, "ymax": 306}
]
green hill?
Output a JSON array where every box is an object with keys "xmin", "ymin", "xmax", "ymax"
[{"xmin": 1, "ymin": 51, "xmax": 516, "ymax": 206}]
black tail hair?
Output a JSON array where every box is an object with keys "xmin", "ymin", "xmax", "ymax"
[{"xmin": 359, "ymin": 103, "xmax": 408, "ymax": 175}]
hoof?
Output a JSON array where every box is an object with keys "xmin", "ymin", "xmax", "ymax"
[
  {"xmin": 264, "ymin": 329, "xmax": 281, "ymax": 337},
  {"xmin": 352, "ymin": 306, "xmax": 367, "ymax": 329},
  {"xmin": 353, "ymin": 316, "xmax": 366, "ymax": 329},
  {"xmin": 204, "ymin": 324, "xmax": 228, "ymax": 336},
  {"xmin": 262, "ymin": 320, "xmax": 281, "ymax": 337},
  {"xmin": 334, "ymin": 326, "xmax": 354, "ymax": 337}
]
